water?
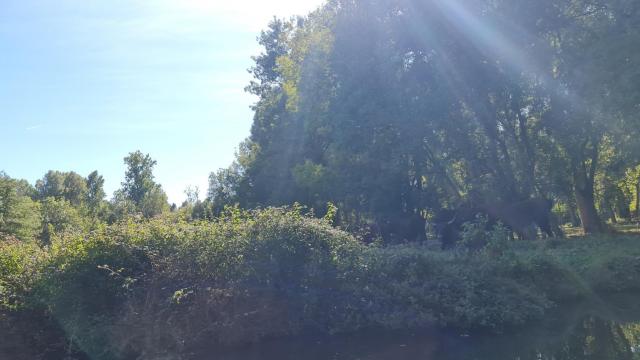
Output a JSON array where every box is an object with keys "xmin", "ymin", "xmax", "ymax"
[{"xmin": 199, "ymin": 294, "xmax": 640, "ymax": 360}]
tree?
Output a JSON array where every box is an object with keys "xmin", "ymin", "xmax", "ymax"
[
  {"xmin": 246, "ymin": 17, "xmax": 294, "ymax": 99},
  {"xmin": 234, "ymin": 0, "xmax": 640, "ymax": 240},
  {"xmin": 119, "ymin": 151, "xmax": 168, "ymax": 218},
  {"xmin": 86, "ymin": 170, "xmax": 106, "ymax": 217},
  {"xmin": 0, "ymin": 173, "xmax": 41, "ymax": 241},
  {"xmin": 108, "ymin": 190, "xmax": 137, "ymax": 223},
  {"xmin": 35, "ymin": 170, "xmax": 65, "ymax": 200},
  {"xmin": 40, "ymin": 197, "xmax": 85, "ymax": 244},
  {"xmin": 534, "ymin": 0, "xmax": 640, "ymax": 232},
  {"xmin": 184, "ymin": 185, "xmax": 200, "ymax": 206},
  {"xmin": 122, "ymin": 151, "xmax": 158, "ymax": 206},
  {"xmin": 207, "ymin": 164, "xmax": 242, "ymax": 215},
  {"xmin": 624, "ymin": 165, "xmax": 640, "ymax": 218},
  {"xmin": 36, "ymin": 170, "xmax": 88, "ymax": 207},
  {"xmin": 62, "ymin": 172, "xmax": 88, "ymax": 207},
  {"xmin": 139, "ymin": 187, "xmax": 169, "ymax": 218}
]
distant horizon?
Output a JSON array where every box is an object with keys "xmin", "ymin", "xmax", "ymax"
[{"xmin": 0, "ymin": 0, "xmax": 324, "ymax": 204}]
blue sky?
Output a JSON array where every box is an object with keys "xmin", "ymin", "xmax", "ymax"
[{"xmin": 0, "ymin": 0, "xmax": 322, "ymax": 204}]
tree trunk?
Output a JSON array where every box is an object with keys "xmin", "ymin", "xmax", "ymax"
[
  {"xmin": 516, "ymin": 113, "xmax": 538, "ymax": 196},
  {"xmin": 575, "ymin": 184, "xmax": 606, "ymax": 233},
  {"xmin": 616, "ymin": 192, "xmax": 631, "ymax": 220},
  {"xmin": 609, "ymin": 206, "xmax": 617, "ymax": 224},
  {"xmin": 572, "ymin": 138, "xmax": 607, "ymax": 234},
  {"xmin": 567, "ymin": 199, "xmax": 581, "ymax": 227},
  {"xmin": 635, "ymin": 181, "xmax": 640, "ymax": 219}
]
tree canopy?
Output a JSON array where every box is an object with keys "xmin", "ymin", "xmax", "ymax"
[{"xmin": 210, "ymin": 0, "xmax": 640, "ymax": 240}]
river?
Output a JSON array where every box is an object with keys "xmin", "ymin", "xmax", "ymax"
[{"xmin": 198, "ymin": 294, "xmax": 640, "ymax": 360}]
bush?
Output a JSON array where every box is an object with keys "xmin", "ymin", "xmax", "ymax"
[
  {"xmin": 2, "ymin": 208, "xmax": 640, "ymax": 359},
  {"xmin": 347, "ymin": 245, "xmax": 551, "ymax": 331}
]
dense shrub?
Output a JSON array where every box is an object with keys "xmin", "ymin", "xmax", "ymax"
[
  {"xmin": 349, "ymin": 247, "xmax": 552, "ymax": 331},
  {"xmin": 0, "ymin": 238, "xmax": 45, "ymax": 310},
  {"xmin": 2, "ymin": 208, "xmax": 640, "ymax": 359}
]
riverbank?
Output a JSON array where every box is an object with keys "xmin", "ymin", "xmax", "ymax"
[{"xmin": 2, "ymin": 208, "xmax": 640, "ymax": 359}]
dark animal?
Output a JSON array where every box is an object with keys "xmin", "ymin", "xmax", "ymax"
[
  {"xmin": 484, "ymin": 198, "xmax": 562, "ymax": 239},
  {"xmin": 350, "ymin": 212, "xmax": 426, "ymax": 244},
  {"xmin": 434, "ymin": 198, "xmax": 563, "ymax": 249},
  {"xmin": 378, "ymin": 212, "xmax": 427, "ymax": 244}
]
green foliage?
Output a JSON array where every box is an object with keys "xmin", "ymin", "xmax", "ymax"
[
  {"xmin": 114, "ymin": 151, "xmax": 169, "ymax": 220},
  {"xmin": 86, "ymin": 170, "xmax": 107, "ymax": 217},
  {"xmin": 3, "ymin": 208, "xmax": 640, "ymax": 358},
  {"xmin": 246, "ymin": 18, "xmax": 293, "ymax": 98},
  {"xmin": 33, "ymin": 226, "xmax": 147, "ymax": 358},
  {"xmin": 39, "ymin": 197, "xmax": 86, "ymax": 244},
  {"xmin": 623, "ymin": 165, "xmax": 640, "ymax": 216},
  {"xmin": 139, "ymin": 186, "xmax": 169, "ymax": 218},
  {"xmin": 230, "ymin": 0, "xmax": 640, "ymax": 239},
  {"xmin": 0, "ymin": 174, "xmax": 41, "ymax": 241},
  {"xmin": 122, "ymin": 151, "xmax": 158, "ymax": 206},
  {"xmin": 207, "ymin": 163, "xmax": 242, "ymax": 215},
  {"xmin": 36, "ymin": 170, "xmax": 88, "ymax": 207},
  {"xmin": 108, "ymin": 190, "xmax": 137, "ymax": 223},
  {"xmin": 292, "ymin": 160, "xmax": 329, "ymax": 194},
  {"xmin": 458, "ymin": 215, "xmax": 492, "ymax": 250},
  {"xmin": 455, "ymin": 216, "xmax": 514, "ymax": 257},
  {"xmin": 0, "ymin": 239, "xmax": 45, "ymax": 310},
  {"xmin": 4, "ymin": 0, "xmax": 640, "ymax": 356}
]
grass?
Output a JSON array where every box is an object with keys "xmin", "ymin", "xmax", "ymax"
[{"xmin": 562, "ymin": 221, "xmax": 640, "ymax": 237}]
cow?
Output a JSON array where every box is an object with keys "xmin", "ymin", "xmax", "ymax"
[
  {"xmin": 483, "ymin": 198, "xmax": 562, "ymax": 239},
  {"xmin": 377, "ymin": 212, "xmax": 428, "ymax": 244},
  {"xmin": 433, "ymin": 198, "xmax": 563, "ymax": 249}
]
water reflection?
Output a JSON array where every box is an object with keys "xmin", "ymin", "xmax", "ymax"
[
  {"xmin": 199, "ymin": 295, "xmax": 640, "ymax": 360},
  {"xmin": 504, "ymin": 317, "xmax": 636, "ymax": 360}
]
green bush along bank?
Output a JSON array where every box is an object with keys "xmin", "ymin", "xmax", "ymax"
[{"xmin": 2, "ymin": 208, "xmax": 640, "ymax": 359}]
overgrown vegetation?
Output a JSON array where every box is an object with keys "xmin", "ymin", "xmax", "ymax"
[
  {"xmin": 3, "ymin": 0, "xmax": 640, "ymax": 358},
  {"xmin": 2, "ymin": 208, "xmax": 640, "ymax": 359}
]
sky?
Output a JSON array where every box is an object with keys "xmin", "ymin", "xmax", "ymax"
[{"xmin": 0, "ymin": 0, "xmax": 323, "ymax": 204}]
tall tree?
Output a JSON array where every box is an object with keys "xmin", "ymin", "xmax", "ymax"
[
  {"xmin": 122, "ymin": 151, "xmax": 156, "ymax": 205},
  {"xmin": 536, "ymin": 0, "xmax": 640, "ymax": 232},
  {"xmin": 86, "ymin": 170, "xmax": 106, "ymax": 217},
  {"xmin": 120, "ymin": 151, "xmax": 168, "ymax": 218},
  {"xmin": 235, "ymin": 0, "xmax": 640, "ymax": 239}
]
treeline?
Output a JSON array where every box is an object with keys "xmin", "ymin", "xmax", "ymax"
[
  {"xmin": 0, "ymin": 151, "xmax": 169, "ymax": 243},
  {"xmin": 200, "ymin": 0, "xmax": 640, "ymax": 241},
  {"xmin": 4, "ymin": 208, "xmax": 640, "ymax": 358},
  {"xmin": 4, "ymin": 0, "xmax": 640, "ymax": 357},
  {"xmin": 4, "ymin": 0, "xmax": 640, "ymax": 245}
]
